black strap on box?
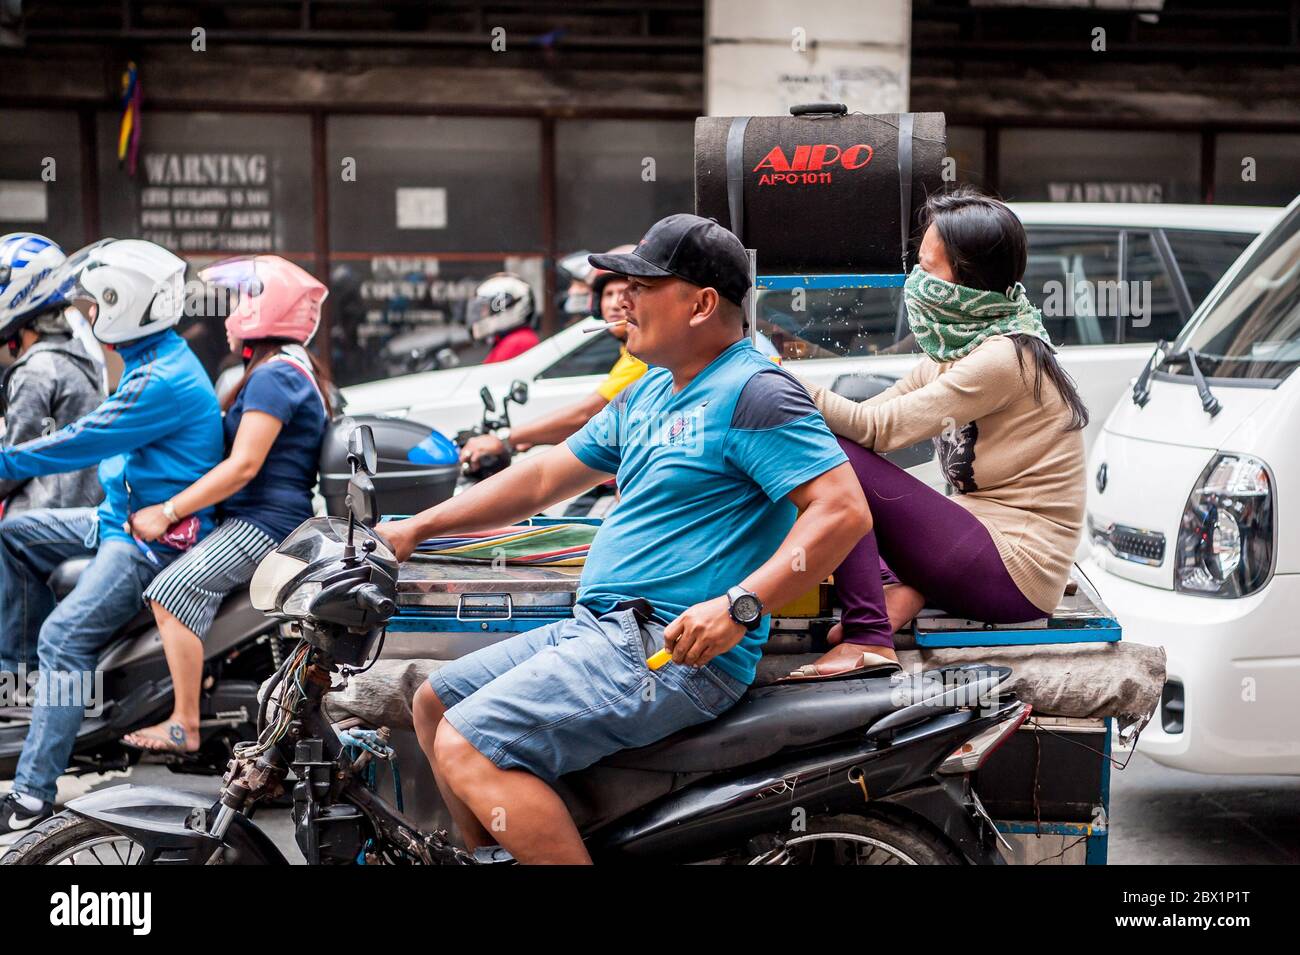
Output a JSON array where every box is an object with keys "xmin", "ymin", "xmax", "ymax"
[
  {"xmin": 725, "ymin": 115, "xmax": 751, "ymax": 244},
  {"xmin": 898, "ymin": 112, "xmax": 915, "ymax": 273}
]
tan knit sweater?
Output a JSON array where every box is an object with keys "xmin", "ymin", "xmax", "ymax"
[{"xmin": 801, "ymin": 336, "xmax": 1086, "ymax": 614}]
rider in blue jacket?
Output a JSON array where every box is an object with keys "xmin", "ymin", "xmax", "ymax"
[{"xmin": 0, "ymin": 239, "xmax": 222, "ymax": 832}]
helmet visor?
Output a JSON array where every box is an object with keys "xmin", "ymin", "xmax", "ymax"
[{"xmin": 196, "ymin": 256, "xmax": 264, "ymax": 320}]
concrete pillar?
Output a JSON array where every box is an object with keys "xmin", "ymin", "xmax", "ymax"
[{"xmin": 705, "ymin": 0, "xmax": 912, "ymax": 116}]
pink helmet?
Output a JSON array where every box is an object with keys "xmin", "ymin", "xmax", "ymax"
[{"xmin": 203, "ymin": 255, "xmax": 328, "ymax": 345}]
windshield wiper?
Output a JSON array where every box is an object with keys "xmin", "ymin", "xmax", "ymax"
[
  {"xmin": 1132, "ymin": 341, "xmax": 1221, "ymax": 417},
  {"xmin": 1180, "ymin": 346, "xmax": 1222, "ymax": 417},
  {"xmin": 1131, "ymin": 340, "xmax": 1169, "ymax": 408}
]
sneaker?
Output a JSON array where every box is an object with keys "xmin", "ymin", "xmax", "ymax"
[{"xmin": 0, "ymin": 792, "xmax": 54, "ymax": 835}]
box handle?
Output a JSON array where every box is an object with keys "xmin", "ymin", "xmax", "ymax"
[{"xmin": 456, "ymin": 593, "xmax": 514, "ymax": 621}]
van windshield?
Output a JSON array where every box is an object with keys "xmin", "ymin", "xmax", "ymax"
[{"xmin": 1171, "ymin": 204, "xmax": 1300, "ymax": 382}]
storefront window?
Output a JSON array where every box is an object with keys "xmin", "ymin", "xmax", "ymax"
[
  {"xmin": 326, "ymin": 116, "xmax": 545, "ymax": 386},
  {"xmin": 946, "ymin": 126, "xmax": 986, "ymax": 188},
  {"xmin": 0, "ymin": 109, "xmax": 85, "ymax": 373},
  {"xmin": 555, "ymin": 119, "xmax": 694, "ymax": 254},
  {"xmin": 998, "ymin": 129, "xmax": 1202, "ymax": 204},
  {"xmin": 1213, "ymin": 133, "xmax": 1300, "ymax": 207},
  {"xmin": 95, "ymin": 111, "xmax": 316, "ymax": 379},
  {"xmin": 0, "ymin": 109, "xmax": 84, "ymax": 246}
]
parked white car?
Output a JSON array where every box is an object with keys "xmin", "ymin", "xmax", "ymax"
[
  {"xmin": 342, "ymin": 203, "xmax": 1280, "ymax": 471},
  {"xmin": 1082, "ymin": 195, "xmax": 1300, "ymax": 775}
]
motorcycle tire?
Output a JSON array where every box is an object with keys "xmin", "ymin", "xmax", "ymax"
[
  {"xmin": 0, "ymin": 811, "xmax": 243, "ymax": 866},
  {"xmin": 754, "ymin": 812, "xmax": 964, "ymax": 865}
]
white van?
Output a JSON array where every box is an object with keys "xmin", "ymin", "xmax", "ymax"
[{"xmin": 1082, "ymin": 196, "xmax": 1300, "ymax": 775}]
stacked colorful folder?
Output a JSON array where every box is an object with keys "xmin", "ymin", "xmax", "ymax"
[{"xmin": 411, "ymin": 523, "xmax": 597, "ymax": 566}]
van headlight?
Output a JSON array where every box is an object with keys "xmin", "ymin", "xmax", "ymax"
[{"xmin": 1174, "ymin": 454, "xmax": 1274, "ymax": 598}]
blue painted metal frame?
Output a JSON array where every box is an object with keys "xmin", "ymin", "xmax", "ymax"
[
  {"xmin": 912, "ymin": 618, "xmax": 1121, "ymax": 648},
  {"xmin": 756, "ymin": 273, "xmax": 908, "ymax": 291}
]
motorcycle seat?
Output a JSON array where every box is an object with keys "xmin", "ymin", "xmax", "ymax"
[{"xmin": 600, "ymin": 669, "xmax": 976, "ymax": 774}]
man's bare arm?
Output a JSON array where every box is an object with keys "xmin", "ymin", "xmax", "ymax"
[
  {"xmin": 512, "ymin": 392, "xmax": 608, "ymax": 449},
  {"xmin": 740, "ymin": 461, "xmax": 870, "ymax": 613},
  {"xmin": 461, "ymin": 393, "xmax": 608, "ymax": 464},
  {"xmin": 378, "ymin": 444, "xmax": 612, "ymax": 560},
  {"xmin": 666, "ymin": 462, "xmax": 871, "ymax": 666}
]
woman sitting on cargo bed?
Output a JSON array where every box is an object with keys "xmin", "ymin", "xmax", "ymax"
[
  {"xmin": 786, "ymin": 187, "xmax": 1087, "ymax": 680},
  {"xmin": 120, "ymin": 256, "xmax": 332, "ymax": 751}
]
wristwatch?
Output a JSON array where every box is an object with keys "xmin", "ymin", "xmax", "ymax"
[
  {"xmin": 493, "ymin": 427, "xmax": 514, "ymax": 454},
  {"xmin": 726, "ymin": 586, "xmax": 763, "ymax": 632},
  {"xmin": 162, "ymin": 499, "xmax": 179, "ymax": 524}
]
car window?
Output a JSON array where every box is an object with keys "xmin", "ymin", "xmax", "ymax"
[
  {"xmin": 1164, "ymin": 229, "xmax": 1257, "ymax": 306},
  {"xmin": 1122, "ymin": 231, "xmax": 1184, "ymax": 344},
  {"xmin": 1021, "ymin": 229, "xmax": 1120, "ymax": 346},
  {"xmin": 536, "ymin": 330, "xmax": 623, "ymax": 379}
]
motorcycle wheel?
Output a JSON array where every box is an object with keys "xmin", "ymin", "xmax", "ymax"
[
  {"xmin": 0, "ymin": 811, "xmax": 148, "ymax": 866},
  {"xmin": 748, "ymin": 813, "xmax": 963, "ymax": 865}
]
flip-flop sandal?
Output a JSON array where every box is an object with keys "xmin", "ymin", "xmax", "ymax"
[
  {"xmin": 122, "ymin": 722, "xmax": 194, "ymax": 754},
  {"xmin": 779, "ymin": 651, "xmax": 902, "ymax": 684}
]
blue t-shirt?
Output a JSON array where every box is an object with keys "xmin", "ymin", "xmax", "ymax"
[
  {"xmin": 221, "ymin": 358, "xmax": 328, "ymax": 540},
  {"xmin": 566, "ymin": 339, "xmax": 848, "ymax": 685}
]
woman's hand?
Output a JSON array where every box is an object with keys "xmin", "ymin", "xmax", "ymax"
[{"xmin": 127, "ymin": 504, "xmax": 172, "ymax": 543}]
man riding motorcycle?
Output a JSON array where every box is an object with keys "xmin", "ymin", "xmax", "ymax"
[
  {"xmin": 0, "ymin": 233, "xmax": 105, "ymax": 517},
  {"xmin": 471, "ymin": 273, "xmax": 540, "ymax": 364},
  {"xmin": 0, "ymin": 239, "xmax": 222, "ymax": 832},
  {"xmin": 378, "ymin": 214, "xmax": 869, "ymax": 863},
  {"xmin": 461, "ymin": 246, "xmax": 645, "ymax": 468}
]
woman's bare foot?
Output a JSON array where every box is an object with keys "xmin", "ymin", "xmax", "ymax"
[
  {"xmin": 783, "ymin": 641, "xmax": 900, "ymax": 681},
  {"xmin": 122, "ymin": 718, "xmax": 200, "ymax": 754}
]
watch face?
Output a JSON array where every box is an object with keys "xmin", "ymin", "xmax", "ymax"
[{"xmin": 734, "ymin": 594, "xmax": 761, "ymax": 623}]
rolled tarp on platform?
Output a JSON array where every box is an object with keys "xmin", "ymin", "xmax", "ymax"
[{"xmin": 695, "ymin": 108, "xmax": 947, "ymax": 275}]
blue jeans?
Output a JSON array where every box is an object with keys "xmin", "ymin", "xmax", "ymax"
[
  {"xmin": 0, "ymin": 508, "xmax": 167, "ymax": 802},
  {"xmin": 429, "ymin": 604, "xmax": 748, "ymax": 781}
]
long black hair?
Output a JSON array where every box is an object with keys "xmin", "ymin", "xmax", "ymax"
[{"xmin": 919, "ymin": 186, "xmax": 1089, "ymax": 432}]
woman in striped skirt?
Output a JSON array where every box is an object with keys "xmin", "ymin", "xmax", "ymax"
[{"xmin": 121, "ymin": 256, "xmax": 331, "ymax": 753}]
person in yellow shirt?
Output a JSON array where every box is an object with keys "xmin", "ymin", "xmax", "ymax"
[{"xmin": 461, "ymin": 250, "xmax": 646, "ymax": 467}]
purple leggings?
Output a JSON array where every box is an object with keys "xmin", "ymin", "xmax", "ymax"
[{"xmin": 834, "ymin": 438, "xmax": 1043, "ymax": 649}]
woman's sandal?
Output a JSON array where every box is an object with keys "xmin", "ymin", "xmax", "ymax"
[
  {"xmin": 779, "ymin": 650, "xmax": 902, "ymax": 684},
  {"xmin": 121, "ymin": 722, "xmax": 197, "ymax": 755}
]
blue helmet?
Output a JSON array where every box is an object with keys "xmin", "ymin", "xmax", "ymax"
[{"xmin": 0, "ymin": 232, "xmax": 71, "ymax": 343}]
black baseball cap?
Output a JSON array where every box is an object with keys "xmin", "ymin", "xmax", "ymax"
[{"xmin": 589, "ymin": 214, "xmax": 750, "ymax": 307}]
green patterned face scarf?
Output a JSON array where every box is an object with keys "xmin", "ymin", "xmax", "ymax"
[{"xmin": 903, "ymin": 265, "xmax": 1054, "ymax": 362}]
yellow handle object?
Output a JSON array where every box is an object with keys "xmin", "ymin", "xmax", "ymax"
[{"xmin": 646, "ymin": 649, "xmax": 673, "ymax": 671}]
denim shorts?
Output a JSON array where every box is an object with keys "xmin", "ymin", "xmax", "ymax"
[{"xmin": 428, "ymin": 603, "xmax": 749, "ymax": 781}]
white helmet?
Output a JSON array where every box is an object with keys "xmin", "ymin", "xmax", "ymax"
[
  {"xmin": 68, "ymin": 239, "xmax": 187, "ymax": 345},
  {"xmin": 467, "ymin": 272, "xmax": 536, "ymax": 342}
]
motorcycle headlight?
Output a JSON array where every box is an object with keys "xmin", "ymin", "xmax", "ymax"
[
  {"xmin": 1174, "ymin": 454, "xmax": 1275, "ymax": 598},
  {"xmin": 249, "ymin": 551, "xmax": 308, "ymax": 611},
  {"xmin": 280, "ymin": 581, "xmax": 323, "ymax": 618}
]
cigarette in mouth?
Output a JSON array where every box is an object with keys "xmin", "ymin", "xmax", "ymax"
[{"xmin": 583, "ymin": 319, "xmax": 629, "ymax": 334}]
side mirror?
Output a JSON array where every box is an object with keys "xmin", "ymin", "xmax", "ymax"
[
  {"xmin": 347, "ymin": 425, "xmax": 378, "ymax": 476},
  {"xmin": 479, "ymin": 385, "xmax": 496, "ymax": 413},
  {"xmin": 509, "ymin": 380, "xmax": 529, "ymax": 406},
  {"xmin": 345, "ymin": 471, "xmax": 379, "ymax": 528}
]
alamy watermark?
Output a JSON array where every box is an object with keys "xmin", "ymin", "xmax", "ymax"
[
  {"xmin": 0, "ymin": 665, "xmax": 104, "ymax": 717},
  {"xmin": 1040, "ymin": 273, "xmax": 1151, "ymax": 328}
]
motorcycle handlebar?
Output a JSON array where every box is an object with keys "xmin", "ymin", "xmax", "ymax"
[{"xmin": 356, "ymin": 583, "xmax": 396, "ymax": 619}]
